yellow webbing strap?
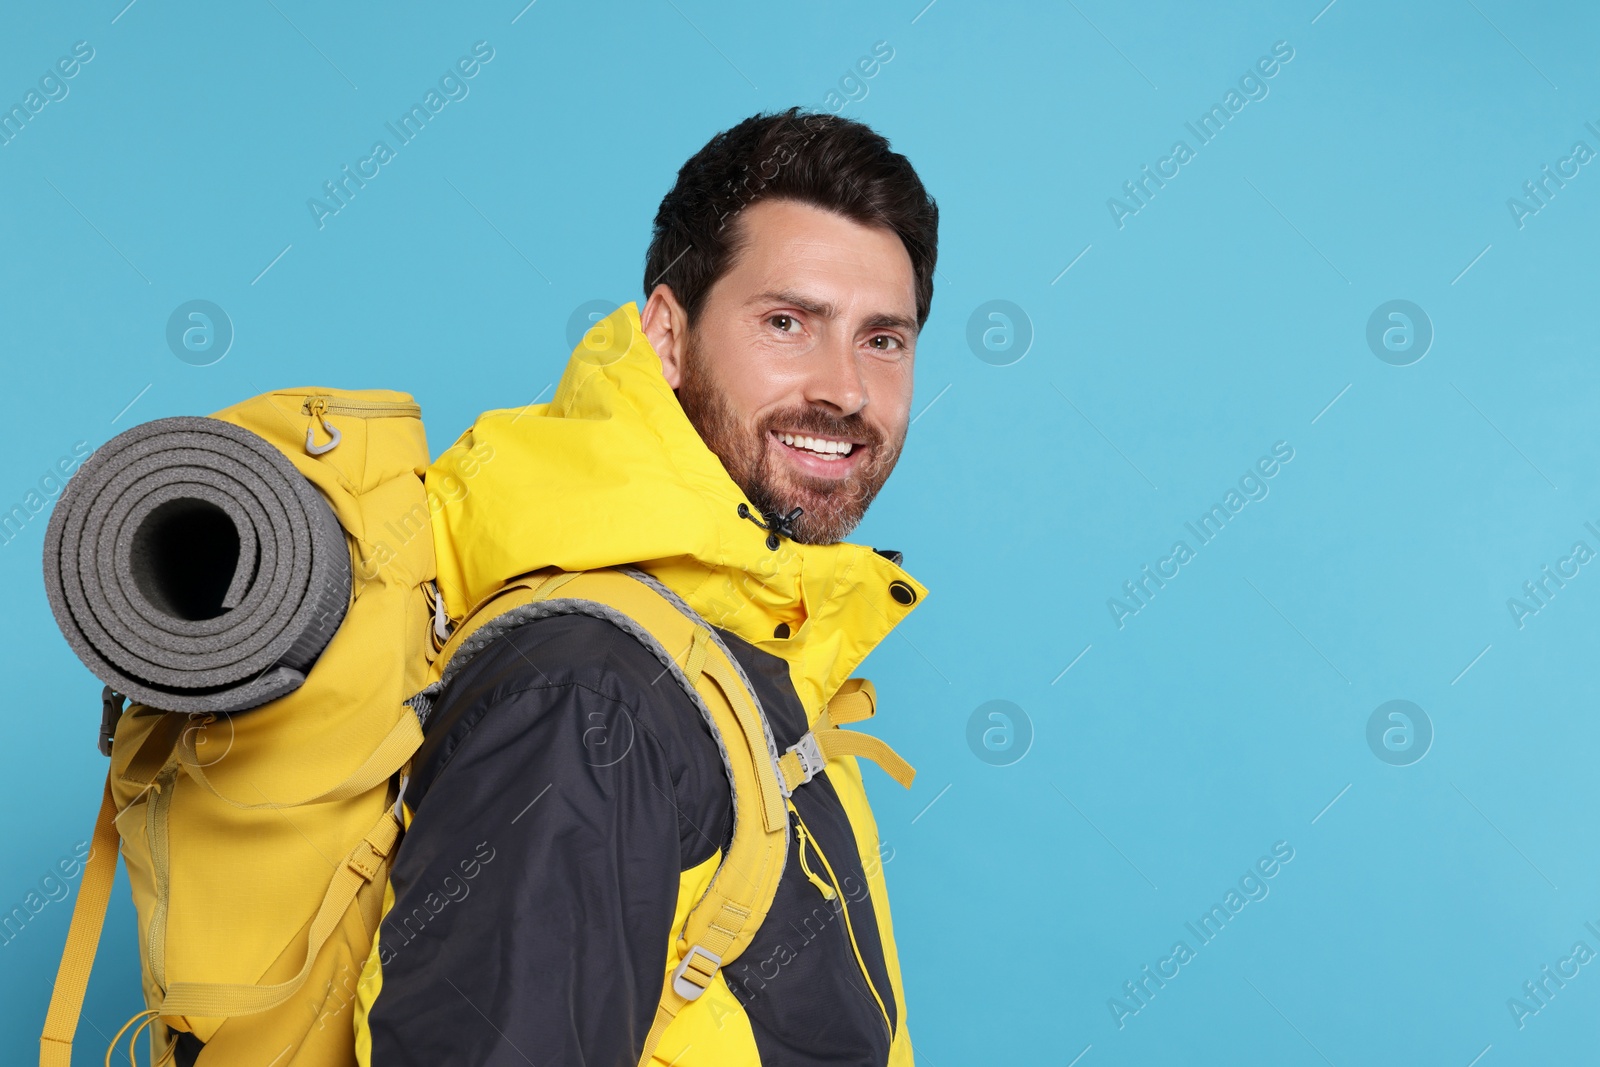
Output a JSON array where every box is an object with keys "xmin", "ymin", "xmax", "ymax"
[
  {"xmin": 175, "ymin": 711, "xmax": 422, "ymax": 810},
  {"xmin": 779, "ymin": 729, "xmax": 916, "ymax": 792},
  {"xmin": 636, "ymin": 888, "xmax": 762, "ymax": 1060},
  {"xmin": 119, "ymin": 711, "xmax": 184, "ymax": 788},
  {"xmin": 825, "ymin": 677, "xmax": 877, "ymax": 726},
  {"xmin": 39, "ymin": 778, "xmax": 120, "ymax": 1067},
  {"xmin": 683, "ymin": 624, "xmax": 710, "ymax": 686},
  {"xmin": 777, "ymin": 678, "xmax": 916, "ymax": 793},
  {"xmin": 156, "ymin": 808, "xmax": 400, "ymax": 1019}
]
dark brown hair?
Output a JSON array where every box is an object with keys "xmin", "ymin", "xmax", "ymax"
[{"xmin": 644, "ymin": 108, "xmax": 939, "ymax": 329}]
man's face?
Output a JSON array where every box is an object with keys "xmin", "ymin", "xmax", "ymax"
[{"xmin": 650, "ymin": 198, "xmax": 919, "ymax": 545}]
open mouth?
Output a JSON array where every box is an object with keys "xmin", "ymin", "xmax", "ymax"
[
  {"xmin": 776, "ymin": 430, "xmax": 856, "ymax": 458},
  {"xmin": 770, "ymin": 429, "xmax": 867, "ymax": 476}
]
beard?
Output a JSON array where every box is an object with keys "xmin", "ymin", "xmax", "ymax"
[{"xmin": 674, "ymin": 329, "xmax": 906, "ymax": 546}]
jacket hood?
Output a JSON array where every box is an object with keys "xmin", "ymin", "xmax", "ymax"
[{"xmin": 425, "ymin": 302, "xmax": 928, "ymax": 719}]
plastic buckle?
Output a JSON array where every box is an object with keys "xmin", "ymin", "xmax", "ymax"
[
  {"xmin": 99, "ymin": 686, "xmax": 124, "ymax": 757},
  {"xmin": 672, "ymin": 944, "xmax": 722, "ymax": 1001},
  {"xmin": 429, "ymin": 580, "xmax": 451, "ymax": 643},
  {"xmin": 784, "ymin": 731, "xmax": 824, "ymax": 794},
  {"xmin": 392, "ymin": 773, "xmax": 410, "ymax": 823}
]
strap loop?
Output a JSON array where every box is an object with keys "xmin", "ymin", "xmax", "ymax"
[
  {"xmin": 825, "ymin": 678, "xmax": 877, "ymax": 726},
  {"xmin": 683, "ymin": 625, "xmax": 710, "ymax": 687}
]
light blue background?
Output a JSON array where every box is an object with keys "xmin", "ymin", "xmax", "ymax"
[{"xmin": 4, "ymin": 1, "xmax": 1598, "ymax": 1063}]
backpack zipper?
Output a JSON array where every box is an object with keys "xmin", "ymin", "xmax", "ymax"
[
  {"xmin": 786, "ymin": 797, "xmax": 894, "ymax": 1042},
  {"xmin": 147, "ymin": 766, "xmax": 178, "ymax": 991},
  {"xmin": 301, "ymin": 395, "xmax": 421, "ymax": 456},
  {"xmin": 300, "ymin": 395, "xmax": 421, "ymax": 418}
]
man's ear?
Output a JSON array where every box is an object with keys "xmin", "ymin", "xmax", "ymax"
[{"xmin": 640, "ymin": 283, "xmax": 688, "ymax": 389}]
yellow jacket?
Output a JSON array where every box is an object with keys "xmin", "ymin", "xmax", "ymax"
[{"xmin": 358, "ymin": 302, "xmax": 927, "ymax": 1064}]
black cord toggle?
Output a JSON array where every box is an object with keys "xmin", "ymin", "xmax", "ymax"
[{"xmin": 737, "ymin": 502, "xmax": 804, "ymax": 550}]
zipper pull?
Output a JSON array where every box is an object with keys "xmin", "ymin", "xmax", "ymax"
[
  {"xmin": 790, "ymin": 802, "xmax": 836, "ymax": 901},
  {"xmin": 305, "ymin": 396, "xmax": 342, "ymax": 456}
]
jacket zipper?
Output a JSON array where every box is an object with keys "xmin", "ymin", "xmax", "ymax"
[
  {"xmin": 301, "ymin": 395, "xmax": 421, "ymax": 418},
  {"xmin": 787, "ymin": 797, "xmax": 894, "ymax": 1043}
]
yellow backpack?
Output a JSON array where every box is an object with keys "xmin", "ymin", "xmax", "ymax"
[
  {"xmin": 39, "ymin": 387, "xmax": 912, "ymax": 1066},
  {"xmin": 40, "ymin": 387, "xmax": 433, "ymax": 1066}
]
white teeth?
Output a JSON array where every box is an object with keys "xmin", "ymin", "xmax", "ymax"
[{"xmin": 778, "ymin": 432, "xmax": 854, "ymax": 457}]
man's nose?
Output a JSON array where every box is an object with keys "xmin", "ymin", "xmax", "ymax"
[{"xmin": 803, "ymin": 332, "xmax": 868, "ymax": 417}]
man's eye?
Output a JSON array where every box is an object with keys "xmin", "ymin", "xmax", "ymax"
[
  {"xmin": 868, "ymin": 334, "xmax": 902, "ymax": 351},
  {"xmin": 769, "ymin": 314, "xmax": 799, "ymax": 333}
]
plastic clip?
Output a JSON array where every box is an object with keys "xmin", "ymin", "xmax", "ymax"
[
  {"xmin": 99, "ymin": 685, "xmax": 125, "ymax": 756},
  {"xmin": 783, "ymin": 731, "xmax": 825, "ymax": 795}
]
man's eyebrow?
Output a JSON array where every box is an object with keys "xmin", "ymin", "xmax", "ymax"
[
  {"xmin": 861, "ymin": 310, "xmax": 919, "ymax": 335},
  {"xmin": 751, "ymin": 289, "xmax": 919, "ymax": 336}
]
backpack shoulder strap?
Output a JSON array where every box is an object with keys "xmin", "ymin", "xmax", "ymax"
[
  {"xmin": 431, "ymin": 566, "xmax": 791, "ymax": 1065},
  {"xmin": 39, "ymin": 777, "xmax": 119, "ymax": 1067}
]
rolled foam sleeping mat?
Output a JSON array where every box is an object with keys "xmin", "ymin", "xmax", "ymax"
[{"xmin": 42, "ymin": 416, "xmax": 350, "ymax": 715}]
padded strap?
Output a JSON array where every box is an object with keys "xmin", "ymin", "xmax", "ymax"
[
  {"xmin": 698, "ymin": 647, "xmax": 788, "ymax": 834},
  {"xmin": 157, "ymin": 808, "xmax": 399, "ymax": 1018},
  {"xmin": 435, "ymin": 569, "xmax": 582, "ymax": 670},
  {"xmin": 442, "ymin": 568, "xmax": 791, "ymax": 1067},
  {"xmin": 38, "ymin": 777, "xmax": 120, "ymax": 1067}
]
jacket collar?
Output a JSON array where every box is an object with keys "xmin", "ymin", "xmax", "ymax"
[{"xmin": 427, "ymin": 302, "xmax": 927, "ymax": 719}]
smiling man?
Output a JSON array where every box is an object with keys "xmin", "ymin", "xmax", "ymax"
[
  {"xmin": 359, "ymin": 108, "xmax": 938, "ymax": 1066},
  {"xmin": 649, "ymin": 194, "xmax": 921, "ymax": 547}
]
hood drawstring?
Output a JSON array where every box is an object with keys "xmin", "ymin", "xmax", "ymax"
[{"xmin": 737, "ymin": 503, "xmax": 804, "ymax": 551}]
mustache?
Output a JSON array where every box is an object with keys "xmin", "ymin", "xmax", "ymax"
[{"xmin": 759, "ymin": 409, "xmax": 883, "ymax": 448}]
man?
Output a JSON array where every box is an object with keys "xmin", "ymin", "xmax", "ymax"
[{"xmin": 358, "ymin": 108, "xmax": 938, "ymax": 1066}]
